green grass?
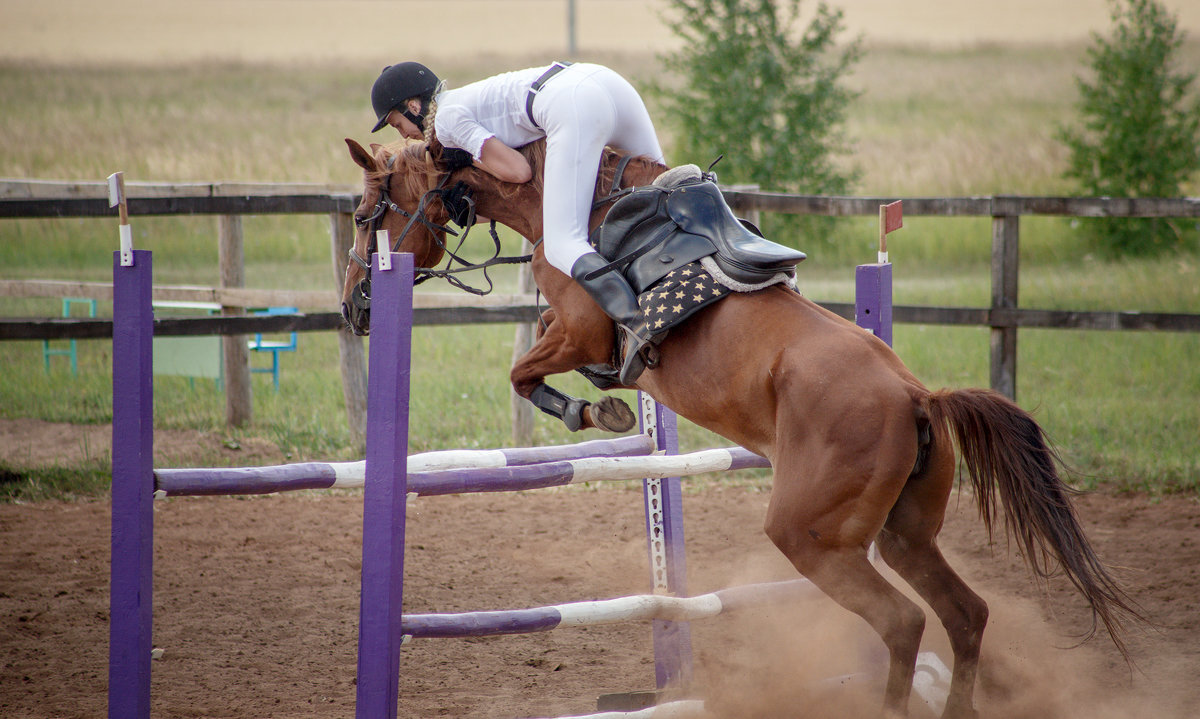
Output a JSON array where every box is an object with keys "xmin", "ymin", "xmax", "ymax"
[{"xmin": 2, "ymin": 45, "xmax": 1198, "ymax": 500}]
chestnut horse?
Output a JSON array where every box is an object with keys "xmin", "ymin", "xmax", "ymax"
[{"xmin": 339, "ymin": 138, "xmax": 1138, "ymax": 718}]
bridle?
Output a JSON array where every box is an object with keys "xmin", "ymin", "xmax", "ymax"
[{"xmin": 347, "ymin": 152, "xmax": 532, "ymax": 313}]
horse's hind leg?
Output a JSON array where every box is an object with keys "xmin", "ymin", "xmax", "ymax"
[
  {"xmin": 765, "ymin": 453, "xmax": 926, "ymax": 716},
  {"xmin": 876, "ymin": 441, "xmax": 988, "ymax": 719}
]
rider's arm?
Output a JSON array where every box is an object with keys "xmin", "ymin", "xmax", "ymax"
[
  {"xmin": 436, "ymin": 104, "xmax": 532, "ymax": 185},
  {"xmin": 475, "ymin": 137, "xmax": 532, "ymax": 184}
]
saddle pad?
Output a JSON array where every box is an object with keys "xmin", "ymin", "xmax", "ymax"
[{"xmin": 636, "ymin": 261, "xmax": 730, "ymax": 335}]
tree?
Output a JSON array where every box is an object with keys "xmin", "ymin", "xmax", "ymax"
[
  {"xmin": 649, "ymin": 0, "xmax": 861, "ymax": 244},
  {"xmin": 1059, "ymin": 0, "xmax": 1200, "ymax": 254}
]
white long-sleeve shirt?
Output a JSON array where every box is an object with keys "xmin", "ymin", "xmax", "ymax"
[{"xmin": 433, "ymin": 65, "xmax": 549, "ymax": 160}]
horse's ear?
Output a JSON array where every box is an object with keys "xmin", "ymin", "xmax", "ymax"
[{"xmin": 345, "ymin": 138, "xmax": 375, "ymax": 171}]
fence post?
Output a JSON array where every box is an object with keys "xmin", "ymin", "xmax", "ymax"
[
  {"xmin": 510, "ymin": 240, "xmax": 537, "ymax": 445},
  {"xmin": 330, "ymin": 208, "xmax": 368, "ymax": 450},
  {"xmin": 990, "ymin": 200, "xmax": 1020, "ymax": 401},
  {"xmin": 728, "ymin": 184, "xmax": 761, "ymax": 228},
  {"xmin": 219, "ymin": 215, "xmax": 252, "ymax": 426}
]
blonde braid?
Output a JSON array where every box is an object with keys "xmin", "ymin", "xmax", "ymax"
[{"xmin": 422, "ymin": 79, "xmax": 446, "ymax": 146}]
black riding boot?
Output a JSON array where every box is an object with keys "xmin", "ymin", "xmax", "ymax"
[{"xmin": 570, "ymin": 252, "xmax": 658, "ymax": 385}]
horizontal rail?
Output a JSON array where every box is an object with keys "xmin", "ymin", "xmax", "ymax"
[
  {"xmin": 157, "ymin": 445, "xmax": 770, "ymax": 497},
  {"xmin": 6, "ymin": 302, "xmax": 1197, "ymax": 340},
  {"xmin": 536, "ymin": 700, "xmax": 707, "ymax": 719},
  {"xmin": 0, "ymin": 278, "xmax": 339, "ymax": 310},
  {"xmin": 402, "ymin": 446, "xmax": 770, "ymax": 497},
  {"xmin": 155, "ymin": 434, "xmax": 657, "ymax": 496},
  {"xmin": 0, "ymin": 304, "xmax": 546, "ymax": 339},
  {"xmin": 0, "ymin": 193, "xmax": 358, "ymax": 219},
  {"xmin": 3, "ymin": 180, "xmax": 1198, "ymax": 219},
  {"xmin": 0, "ymin": 279, "xmax": 537, "ymax": 313},
  {"xmin": 401, "ymin": 579, "xmax": 822, "ymax": 639},
  {"xmin": 721, "ymin": 192, "xmax": 1200, "ymax": 218}
]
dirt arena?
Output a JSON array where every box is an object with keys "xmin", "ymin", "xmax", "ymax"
[
  {"xmin": 3, "ymin": 2, "xmax": 1199, "ymax": 717},
  {"xmin": 1, "ymin": 420, "xmax": 1199, "ymax": 719}
]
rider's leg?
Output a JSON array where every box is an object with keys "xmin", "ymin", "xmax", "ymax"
[
  {"xmin": 570, "ymin": 251, "xmax": 656, "ymax": 384},
  {"xmin": 539, "ymin": 65, "xmax": 666, "ymax": 384}
]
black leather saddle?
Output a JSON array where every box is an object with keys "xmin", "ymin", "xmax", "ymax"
[{"xmin": 590, "ymin": 168, "xmax": 806, "ymax": 294}]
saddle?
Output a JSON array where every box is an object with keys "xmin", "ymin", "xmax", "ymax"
[
  {"xmin": 589, "ymin": 166, "xmax": 807, "ymax": 294},
  {"xmin": 575, "ymin": 166, "xmax": 807, "ymax": 391}
]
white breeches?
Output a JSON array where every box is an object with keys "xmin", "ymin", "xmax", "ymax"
[{"xmin": 531, "ymin": 63, "xmax": 665, "ymax": 275}]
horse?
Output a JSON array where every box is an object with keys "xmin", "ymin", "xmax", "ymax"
[{"xmin": 339, "ymin": 136, "xmax": 1140, "ymax": 718}]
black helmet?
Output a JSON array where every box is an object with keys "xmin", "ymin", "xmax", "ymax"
[{"xmin": 371, "ymin": 62, "xmax": 439, "ymax": 133}]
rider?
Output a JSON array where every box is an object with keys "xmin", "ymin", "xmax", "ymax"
[{"xmin": 369, "ymin": 61, "xmax": 666, "ymax": 385}]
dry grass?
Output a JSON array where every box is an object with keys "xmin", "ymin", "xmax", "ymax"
[{"xmin": 3, "ymin": 0, "xmax": 1199, "ymax": 67}]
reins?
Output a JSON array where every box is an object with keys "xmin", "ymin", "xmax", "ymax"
[
  {"xmin": 353, "ymin": 145, "xmax": 639, "ymax": 305},
  {"xmin": 350, "ymin": 151, "xmax": 534, "ymax": 303}
]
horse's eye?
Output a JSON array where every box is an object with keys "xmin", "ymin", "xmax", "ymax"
[{"xmin": 354, "ymin": 216, "xmax": 367, "ymax": 228}]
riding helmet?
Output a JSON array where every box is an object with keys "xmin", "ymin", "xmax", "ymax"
[{"xmin": 371, "ymin": 62, "xmax": 440, "ymax": 133}]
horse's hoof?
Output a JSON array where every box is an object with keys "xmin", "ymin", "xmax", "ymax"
[{"xmin": 587, "ymin": 396, "xmax": 636, "ymax": 433}]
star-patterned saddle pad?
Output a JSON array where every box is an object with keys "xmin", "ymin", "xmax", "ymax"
[{"xmin": 636, "ymin": 261, "xmax": 730, "ymax": 336}]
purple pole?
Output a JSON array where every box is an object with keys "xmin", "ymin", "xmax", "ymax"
[
  {"xmin": 640, "ymin": 395, "xmax": 693, "ymax": 689},
  {"xmin": 355, "ymin": 253, "xmax": 414, "ymax": 719},
  {"xmin": 109, "ymin": 249, "xmax": 154, "ymax": 719},
  {"xmin": 855, "ymin": 262, "xmax": 893, "ymax": 347}
]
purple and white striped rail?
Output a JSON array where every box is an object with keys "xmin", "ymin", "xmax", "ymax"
[
  {"xmin": 402, "ymin": 578, "xmax": 822, "ymax": 639},
  {"xmin": 153, "ymin": 434, "xmax": 658, "ymax": 496},
  {"xmin": 402, "ymin": 445, "xmax": 769, "ymax": 497},
  {"xmin": 526, "ymin": 700, "xmax": 707, "ymax": 719}
]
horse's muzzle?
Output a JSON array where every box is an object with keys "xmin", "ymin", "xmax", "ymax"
[{"xmin": 343, "ymin": 279, "xmax": 372, "ymax": 335}]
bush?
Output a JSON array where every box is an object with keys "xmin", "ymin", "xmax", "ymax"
[
  {"xmin": 1059, "ymin": 0, "xmax": 1200, "ymax": 255},
  {"xmin": 649, "ymin": 0, "xmax": 861, "ymax": 250}
]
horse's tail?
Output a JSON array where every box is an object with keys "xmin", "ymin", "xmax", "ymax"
[{"xmin": 925, "ymin": 387, "xmax": 1142, "ymax": 659}]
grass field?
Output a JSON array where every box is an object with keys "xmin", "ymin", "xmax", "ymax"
[{"xmin": 1, "ymin": 2, "xmax": 1198, "ymax": 499}]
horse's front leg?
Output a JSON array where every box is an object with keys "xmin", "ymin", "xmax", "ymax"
[{"xmin": 512, "ymin": 310, "xmax": 635, "ymax": 433}]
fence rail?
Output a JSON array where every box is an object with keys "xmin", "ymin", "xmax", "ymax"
[
  {"xmin": 3, "ymin": 179, "xmax": 1198, "ymax": 428},
  {"xmin": 5, "ymin": 302, "xmax": 1199, "ymax": 342}
]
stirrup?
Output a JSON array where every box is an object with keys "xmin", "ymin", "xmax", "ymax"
[{"xmin": 617, "ymin": 327, "xmax": 659, "ymax": 385}]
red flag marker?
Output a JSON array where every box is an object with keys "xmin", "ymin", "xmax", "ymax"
[{"xmin": 878, "ymin": 200, "xmax": 902, "ymax": 263}]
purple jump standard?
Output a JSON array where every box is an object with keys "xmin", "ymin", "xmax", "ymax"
[
  {"xmin": 109, "ymin": 249, "xmax": 155, "ymax": 719},
  {"xmin": 855, "ymin": 262, "xmax": 893, "ymax": 347},
  {"xmin": 355, "ymin": 252, "xmax": 414, "ymax": 719}
]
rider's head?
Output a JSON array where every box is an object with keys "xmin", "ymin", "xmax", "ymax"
[{"xmin": 370, "ymin": 62, "xmax": 440, "ymax": 138}]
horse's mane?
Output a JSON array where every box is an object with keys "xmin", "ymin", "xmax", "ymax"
[
  {"xmin": 371, "ymin": 140, "xmax": 443, "ymax": 203},
  {"xmin": 374, "ymin": 138, "xmax": 667, "ymax": 208}
]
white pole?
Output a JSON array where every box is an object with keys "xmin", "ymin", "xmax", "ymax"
[{"xmin": 108, "ymin": 172, "xmax": 132, "ymax": 266}]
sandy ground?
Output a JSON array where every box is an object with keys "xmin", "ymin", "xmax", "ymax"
[
  {"xmin": 1, "ymin": 420, "xmax": 1199, "ymax": 719},
  {"xmin": 2, "ymin": 4, "xmax": 1199, "ymax": 715}
]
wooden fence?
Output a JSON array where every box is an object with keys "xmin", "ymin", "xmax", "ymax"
[{"xmin": 3, "ymin": 180, "xmax": 1199, "ymax": 441}]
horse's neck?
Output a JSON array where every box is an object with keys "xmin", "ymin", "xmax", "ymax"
[
  {"xmin": 473, "ymin": 184, "xmax": 542, "ymax": 241},
  {"xmin": 470, "ymin": 149, "xmax": 664, "ymax": 241}
]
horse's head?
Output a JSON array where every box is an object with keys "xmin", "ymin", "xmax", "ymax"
[{"xmin": 341, "ymin": 138, "xmax": 455, "ymax": 335}]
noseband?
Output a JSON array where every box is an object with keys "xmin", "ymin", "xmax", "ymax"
[
  {"xmin": 348, "ymin": 152, "xmax": 532, "ymax": 312},
  {"xmin": 348, "ymin": 162, "xmax": 462, "ymax": 310}
]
